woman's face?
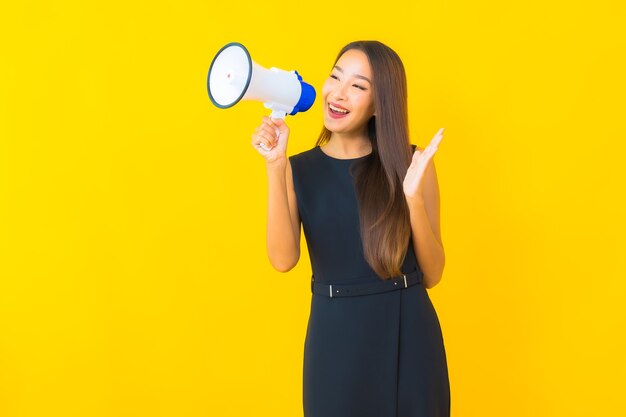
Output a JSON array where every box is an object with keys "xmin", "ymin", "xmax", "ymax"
[{"xmin": 321, "ymin": 48, "xmax": 375, "ymax": 136}]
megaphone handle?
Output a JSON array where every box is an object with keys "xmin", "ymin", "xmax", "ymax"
[
  {"xmin": 269, "ymin": 110, "xmax": 287, "ymax": 120},
  {"xmin": 259, "ymin": 110, "xmax": 287, "ymax": 151}
]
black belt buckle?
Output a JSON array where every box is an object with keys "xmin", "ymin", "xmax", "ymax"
[{"xmin": 394, "ymin": 273, "xmax": 408, "ymax": 289}]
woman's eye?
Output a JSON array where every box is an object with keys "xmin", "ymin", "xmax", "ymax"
[
  {"xmin": 330, "ymin": 74, "xmax": 339, "ymax": 80},
  {"xmin": 353, "ymin": 84, "xmax": 366, "ymax": 90}
]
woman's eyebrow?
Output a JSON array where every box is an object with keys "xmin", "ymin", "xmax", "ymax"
[{"xmin": 333, "ymin": 65, "xmax": 372, "ymax": 84}]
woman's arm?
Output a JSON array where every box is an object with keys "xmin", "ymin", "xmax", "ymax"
[
  {"xmin": 266, "ymin": 158, "xmax": 301, "ymax": 272},
  {"xmin": 407, "ymin": 154, "xmax": 445, "ymax": 289}
]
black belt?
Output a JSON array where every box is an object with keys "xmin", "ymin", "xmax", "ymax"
[{"xmin": 311, "ymin": 269, "xmax": 423, "ymax": 298}]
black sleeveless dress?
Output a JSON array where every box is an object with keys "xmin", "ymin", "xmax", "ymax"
[{"xmin": 288, "ymin": 145, "xmax": 451, "ymax": 417}]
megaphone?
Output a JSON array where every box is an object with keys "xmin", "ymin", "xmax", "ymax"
[{"xmin": 207, "ymin": 42, "xmax": 316, "ymax": 151}]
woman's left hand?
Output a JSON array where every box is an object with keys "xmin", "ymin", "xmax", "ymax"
[{"xmin": 403, "ymin": 128, "xmax": 445, "ymax": 203}]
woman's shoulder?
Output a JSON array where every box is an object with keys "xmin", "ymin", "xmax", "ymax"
[
  {"xmin": 288, "ymin": 146, "xmax": 320, "ymax": 163},
  {"xmin": 288, "ymin": 146, "xmax": 322, "ymax": 186}
]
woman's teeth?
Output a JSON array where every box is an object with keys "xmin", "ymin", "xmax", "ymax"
[{"xmin": 329, "ymin": 103, "xmax": 349, "ymax": 114}]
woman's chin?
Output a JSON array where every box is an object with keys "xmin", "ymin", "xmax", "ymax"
[
  {"xmin": 323, "ymin": 123, "xmax": 343, "ymax": 134},
  {"xmin": 323, "ymin": 118, "xmax": 349, "ymax": 133}
]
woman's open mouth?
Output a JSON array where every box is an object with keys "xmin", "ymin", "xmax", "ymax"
[{"xmin": 328, "ymin": 103, "xmax": 350, "ymax": 119}]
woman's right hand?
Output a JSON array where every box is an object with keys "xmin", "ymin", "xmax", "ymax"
[{"xmin": 251, "ymin": 116, "xmax": 290, "ymax": 164}]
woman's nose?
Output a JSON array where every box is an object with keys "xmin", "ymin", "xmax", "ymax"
[{"xmin": 331, "ymin": 82, "xmax": 348, "ymax": 100}]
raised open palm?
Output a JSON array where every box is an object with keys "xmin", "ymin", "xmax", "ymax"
[{"xmin": 403, "ymin": 128, "xmax": 444, "ymax": 201}]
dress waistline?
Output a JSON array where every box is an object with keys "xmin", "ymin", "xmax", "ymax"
[{"xmin": 311, "ymin": 268, "xmax": 423, "ymax": 298}]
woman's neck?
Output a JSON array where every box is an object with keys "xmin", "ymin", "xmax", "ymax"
[{"xmin": 325, "ymin": 133, "xmax": 372, "ymax": 158}]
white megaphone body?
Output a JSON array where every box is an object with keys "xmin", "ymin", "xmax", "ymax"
[{"xmin": 207, "ymin": 42, "xmax": 316, "ymax": 150}]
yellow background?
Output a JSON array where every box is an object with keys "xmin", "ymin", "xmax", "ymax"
[{"xmin": 1, "ymin": 1, "xmax": 625, "ymax": 416}]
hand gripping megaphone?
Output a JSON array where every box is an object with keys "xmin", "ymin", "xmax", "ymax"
[{"xmin": 207, "ymin": 42, "xmax": 316, "ymax": 151}]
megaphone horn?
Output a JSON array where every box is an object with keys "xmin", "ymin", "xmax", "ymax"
[{"xmin": 207, "ymin": 42, "xmax": 316, "ymax": 121}]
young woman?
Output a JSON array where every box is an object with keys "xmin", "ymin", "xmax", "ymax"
[{"xmin": 251, "ymin": 40, "xmax": 450, "ymax": 417}]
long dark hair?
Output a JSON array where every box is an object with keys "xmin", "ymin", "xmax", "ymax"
[{"xmin": 315, "ymin": 40, "xmax": 414, "ymax": 280}]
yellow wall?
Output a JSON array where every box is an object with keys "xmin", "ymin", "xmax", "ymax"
[{"xmin": 1, "ymin": 1, "xmax": 625, "ymax": 416}]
